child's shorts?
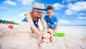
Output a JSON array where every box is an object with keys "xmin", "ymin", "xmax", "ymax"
[{"xmin": 47, "ymin": 22, "xmax": 56, "ymax": 29}]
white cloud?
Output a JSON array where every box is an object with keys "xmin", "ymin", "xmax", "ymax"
[
  {"xmin": 65, "ymin": 10, "xmax": 74, "ymax": 15},
  {"xmin": 19, "ymin": 12, "xmax": 28, "ymax": 17},
  {"xmin": 53, "ymin": 3, "xmax": 64, "ymax": 10},
  {"xmin": 18, "ymin": 0, "xmax": 34, "ymax": 5},
  {"xmin": 66, "ymin": 0, "xmax": 77, "ymax": 2},
  {"xmin": 3, "ymin": 0, "xmax": 17, "ymax": 5},
  {"xmin": 68, "ymin": 2, "xmax": 86, "ymax": 11},
  {"xmin": 78, "ymin": 16, "xmax": 86, "ymax": 19},
  {"xmin": 19, "ymin": 13, "xmax": 25, "ymax": 17},
  {"xmin": 0, "ymin": 5, "xmax": 8, "ymax": 9},
  {"xmin": 65, "ymin": 1, "xmax": 86, "ymax": 15},
  {"xmin": 77, "ymin": 13, "xmax": 86, "ymax": 15},
  {"xmin": 75, "ymin": 20, "xmax": 86, "ymax": 23},
  {"xmin": 59, "ymin": 20, "xmax": 70, "ymax": 23},
  {"xmin": 62, "ymin": 0, "xmax": 78, "ymax": 3},
  {"xmin": 62, "ymin": 0, "xmax": 65, "ymax": 3},
  {"xmin": 74, "ymin": 20, "xmax": 86, "ymax": 24}
]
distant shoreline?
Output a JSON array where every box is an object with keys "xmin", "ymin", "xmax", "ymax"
[
  {"xmin": 0, "ymin": 20, "xmax": 19, "ymax": 25},
  {"xmin": 0, "ymin": 23, "xmax": 86, "ymax": 26}
]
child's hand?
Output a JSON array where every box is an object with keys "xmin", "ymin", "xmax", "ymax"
[{"xmin": 47, "ymin": 30, "xmax": 54, "ymax": 42}]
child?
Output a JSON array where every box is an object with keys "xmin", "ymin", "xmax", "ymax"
[{"xmin": 44, "ymin": 6, "xmax": 59, "ymax": 33}]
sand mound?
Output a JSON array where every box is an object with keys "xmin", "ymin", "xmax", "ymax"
[{"xmin": 0, "ymin": 23, "xmax": 86, "ymax": 49}]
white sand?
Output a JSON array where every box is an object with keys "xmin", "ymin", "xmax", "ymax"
[{"xmin": 0, "ymin": 23, "xmax": 86, "ymax": 49}]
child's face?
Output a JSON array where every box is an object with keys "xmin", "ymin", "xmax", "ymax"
[{"xmin": 47, "ymin": 10, "xmax": 54, "ymax": 17}]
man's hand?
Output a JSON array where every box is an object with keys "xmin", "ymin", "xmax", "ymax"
[{"xmin": 38, "ymin": 33, "xmax": 44, "ymax": 46}]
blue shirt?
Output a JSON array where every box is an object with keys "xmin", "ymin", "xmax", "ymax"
[
  {"xmin": 22, "ymin": 17, "xmax": 37, "ymax": 26},
  {"xmin": 44, "ymin": 15, "xmax": 58, "ymax": 24}
]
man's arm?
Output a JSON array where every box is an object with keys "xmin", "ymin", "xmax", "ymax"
[
  {"xmin": 40, "ymin": 16, "xmax": 48, "ymax": 31},
  {"xmin": 26, "ymin": 12, "xmax": 41, "ymax": 37},
  {"xmin": 40, "ymin": 16, "xmax": 47, "ymax": 28}
]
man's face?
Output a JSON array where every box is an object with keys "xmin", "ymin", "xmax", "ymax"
[
  {"xmin": 47, "ymin": 10, "xmax": 54, "ymax": 17},
  {"xmin": 33, "ymin": 10, "xmax": 43, "ymax": 18}
]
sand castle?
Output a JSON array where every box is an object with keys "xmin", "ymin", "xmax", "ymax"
[{"xmin": 40, "ymin": 32, "xmax": 51, "ymax": 49}]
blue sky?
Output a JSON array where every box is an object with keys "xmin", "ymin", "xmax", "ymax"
[{"xmin": 0, "ymin": 0, "xmax": 86, "ymax": 26}]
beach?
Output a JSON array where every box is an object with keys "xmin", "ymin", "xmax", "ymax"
[{"xmin": 0, "ymin": 23, "xmax": 86, "ymax": 49}]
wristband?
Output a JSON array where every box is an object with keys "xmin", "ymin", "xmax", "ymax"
[{"xmin": 43, "ymin": 27, "xmax": 48, "ymax": 31}]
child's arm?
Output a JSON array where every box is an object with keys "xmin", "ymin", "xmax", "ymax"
[
  {"xmin": 26, "ymin": 12, "xmax": 41, "ymax": 37},
  {"xmin": 53, "ymin": 22, "xmax": 59, "ymax": 33}
]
